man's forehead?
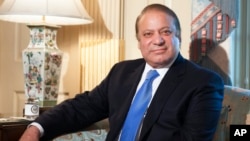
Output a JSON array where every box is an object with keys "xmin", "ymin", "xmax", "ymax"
[{"xmin": 138, "ymin": 11, "xmax": 175, "ymax": 28}]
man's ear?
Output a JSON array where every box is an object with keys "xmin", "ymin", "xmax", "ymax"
[
  {"xmin": 176, "ymin": 31, "xmax": 181, "ymax": 43},
  {"xmin": 178, "ymin": 36, "xmax": 182, "ymax": 43},
  {"xmin": 136, "ymin": 34, "xmax": 140, "ymax": 41}
]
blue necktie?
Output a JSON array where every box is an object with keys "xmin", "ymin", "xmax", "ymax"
[{"xmin": 120, "ymin": 70, "xmax": 159, "ymax": 141}]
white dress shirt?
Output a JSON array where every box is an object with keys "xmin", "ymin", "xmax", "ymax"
[{"xmin": 136, "ymin": 63, "xmax": 169, "ymax": 105}]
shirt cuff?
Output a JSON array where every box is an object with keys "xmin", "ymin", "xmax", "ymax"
[{"xmin": 29, "ymin": 122, "xmax": 44, "ymax": 137}]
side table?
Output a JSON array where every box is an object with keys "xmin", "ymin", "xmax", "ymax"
[
  {"xmin": 0, "ymin": 118, "xmax": 31, "ymax": 141},
  {"xmin": 0, "ymin": 107, "xmax": 52, "ymax": 141}
]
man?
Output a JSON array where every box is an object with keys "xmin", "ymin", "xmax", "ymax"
[{"xmin": 20, "ymin": 3, "xmax": 224, "ymax": 141}]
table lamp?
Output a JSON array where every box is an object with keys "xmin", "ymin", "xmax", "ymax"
[{"xmin": 0, "ymin": 0, "xmax": 93, "ymax": 110}]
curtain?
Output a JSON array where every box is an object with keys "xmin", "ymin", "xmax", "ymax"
[
  {"xmin": 190, "ymin": 0, "xmax": 238, "ymax": 85},
  {"xmin": 79, "ymin": 0, "xmax": 124, "ymax": 91},
  {"xmin": 231, "ymin": 0, "xmax": 250, "ymax": 89}
]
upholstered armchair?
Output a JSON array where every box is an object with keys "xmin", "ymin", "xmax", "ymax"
[
  {"xmin": 213, "ymin": 85, "xmax": 250, "ymax": 141},
  {"xmin": 53, "ymin": 119, "xmax": 109, "ymax": 141}
]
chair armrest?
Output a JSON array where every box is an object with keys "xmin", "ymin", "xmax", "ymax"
[{"xmin": 53, "ymin": 119, "xmax": 109, "ymax": 141}]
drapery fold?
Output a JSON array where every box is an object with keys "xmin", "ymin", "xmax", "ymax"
[
  {"xmin": 210, "ymin": 0, "xmax": 238, "ymax": 21},
  {"xmin": 231, "ymin": 0, "xmax": 250, "ymax": 89},
  {"xmin": 190, "ymin": 0, "xmax": 238, "ymax": 86},
  {"xmin": 190, "ymin": 0, "xmax": 238, "ymax": 62}
]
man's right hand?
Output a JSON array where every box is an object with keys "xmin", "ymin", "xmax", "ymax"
[{"xmin": 19, "ymin": 125, "xmax": 40, "ymax": 141}]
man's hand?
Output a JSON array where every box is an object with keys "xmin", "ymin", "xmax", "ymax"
[{"xmin": 19, "ymin": 125, "xmax": 40, "ymax": 141}]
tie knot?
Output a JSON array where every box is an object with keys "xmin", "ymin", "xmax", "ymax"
[{"xmin": 146, "ymin": 70, "xmax": 159, "ymax": 80}]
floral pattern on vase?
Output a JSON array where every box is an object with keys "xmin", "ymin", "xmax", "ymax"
[{"xmin": 22, "ymin": 25, "xmax": 63, "ymax": 107}]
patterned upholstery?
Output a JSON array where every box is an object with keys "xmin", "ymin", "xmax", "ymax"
[
  {"xmin": 54, "ymin": 85, "xmax": 250, "ymax": 141},
  {"xmin": 213, "ymin": 85, "xmax": 250, "ymax": 141},
  {"xmin": 53, "ymin": 119, "xmax": 109, "ymax": 141}
]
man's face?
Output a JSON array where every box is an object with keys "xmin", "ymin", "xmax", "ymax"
[{"xmin": 137, "ymin": 10, "xmax": 180, "ymax": 68}]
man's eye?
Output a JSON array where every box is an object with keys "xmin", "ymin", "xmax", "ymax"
[
  {"xmin": 143, "ymin": 32, "xmax": 153, "ymax": 37},
  {"xmin": 161, "ymin": 30, "xmax": 172, "ymax": 36}
]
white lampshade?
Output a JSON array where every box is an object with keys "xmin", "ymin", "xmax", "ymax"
[{"xmin": 0, "ymin": 0, "xmax": 93, "ymax": 25}]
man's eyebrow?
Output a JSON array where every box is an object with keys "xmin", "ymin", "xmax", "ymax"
[{"xmin": 160, "ymin": 26, "xmax": 171, "ymax": 30}]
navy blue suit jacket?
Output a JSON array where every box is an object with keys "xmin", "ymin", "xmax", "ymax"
[{"xmin": 37, "ymin": 54, "xmax": 224, "ymax": 141}]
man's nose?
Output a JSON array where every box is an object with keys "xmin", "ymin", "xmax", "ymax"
[{"xmin": 153, "ymin": 34, "xmax": 165, "ymax": 45}]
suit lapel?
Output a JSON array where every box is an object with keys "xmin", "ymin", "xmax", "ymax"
[{"xmin": 139, "ymin": 54, "xmax": 186, "ymax": 140}]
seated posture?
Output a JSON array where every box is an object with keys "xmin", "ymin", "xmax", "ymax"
[{"xmin": 20, "ymin": 3, "xmax": 224, "ymax": 141}]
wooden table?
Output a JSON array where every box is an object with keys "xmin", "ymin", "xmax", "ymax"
[
  {"xmin": 0, "ymin": 107, "xmax": 52, "ymax": 141},
  {"xmin": 0, "ymin": 118, "xmax": 31, "ymax": 141}
]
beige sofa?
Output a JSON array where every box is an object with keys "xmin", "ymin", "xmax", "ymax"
[{"xmin": 54, "ymin": 85, "xmax": 250, "ymax": 141}]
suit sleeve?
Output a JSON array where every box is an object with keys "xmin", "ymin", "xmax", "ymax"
[
  {"xmin": 35, "ymin": 64, "xmax": 118, "ymax": 140},
  {"xmin": 181, "ymin": 70, "xmax": 224, "ymax": 141}
]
